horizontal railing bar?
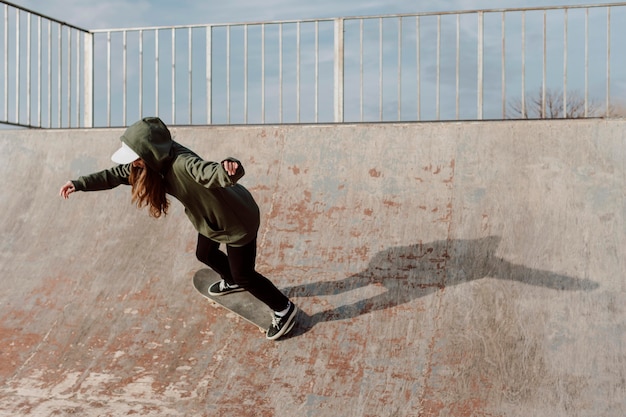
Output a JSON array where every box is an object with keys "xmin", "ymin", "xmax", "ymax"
[
  {"xmin": 1, "ymin": 0, "xmax": 89, "ymax": 32},
  {"xmin": 90, "ymin": 18, "xmax": 335, "ymax": 33},
  {"xmin": 89, "ymin": 2, "xmax": 626, "ymax": 33}
]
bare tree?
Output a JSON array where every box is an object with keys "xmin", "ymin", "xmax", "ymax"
[{"xmin": 506, "ymin": 88, "xmax": 606, "ymax": 119}]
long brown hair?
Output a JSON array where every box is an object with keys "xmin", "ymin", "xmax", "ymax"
[{"xmin": 129, "ymin": 164, "xmax": 169, "ymax": 218}]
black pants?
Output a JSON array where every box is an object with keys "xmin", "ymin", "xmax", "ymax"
[{"xmin": 195, "ymin": 233, "xmax": 289, "ymax": 312}]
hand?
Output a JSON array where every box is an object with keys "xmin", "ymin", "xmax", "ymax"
[
  {"xmin": 222, "ymin": 160, "xmax": 239, "ymax": 176},
  {"xmin": 59, "ymin": 181, "xmax": 76, "ymax": 199}
]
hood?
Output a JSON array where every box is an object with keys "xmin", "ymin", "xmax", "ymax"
[{"xmin": 120, "ymin": 117, "xmax": 173, "ymax": 172}]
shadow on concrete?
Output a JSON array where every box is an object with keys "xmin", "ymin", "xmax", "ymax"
[{"xmin": 283, "ymin": 236, "xmax": 598, "ymax": 338}]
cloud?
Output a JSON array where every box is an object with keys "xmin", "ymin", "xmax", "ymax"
[
  {"xmin": 9, "ymin": 0, "xmax": 150, "ymax": 29},
  {"xmin": 9, "ymin": 0, "xmax": 619, "ymax": 30}
]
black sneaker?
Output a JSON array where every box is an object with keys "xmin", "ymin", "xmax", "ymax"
[
  {"xmin": 208, "ymin": 280, "xmax": 244, "ymax": 296},
  {"xmin": 266, "ymin": 302, "xmax": 297, "ymax": 340}
]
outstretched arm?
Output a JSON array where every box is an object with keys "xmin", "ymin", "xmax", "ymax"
[
  {"xmin": 185, "ymin": 156, "xmax": 245, "ymax": 188},
  {"xmin": 59, "ymin": 164, "xmax": 132, "ymax": 199}
]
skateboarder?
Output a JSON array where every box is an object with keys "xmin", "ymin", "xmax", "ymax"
[{"xmin": 59, "ymin": 117, "xmax": 297, "ymax": 340}]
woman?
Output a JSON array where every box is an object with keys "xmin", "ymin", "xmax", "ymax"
[{"xmin": 59, "ymin": 117, "xmax": 297, "ymax": 340}]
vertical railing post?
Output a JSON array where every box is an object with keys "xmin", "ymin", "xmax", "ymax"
[
  {"xmin": 314, "ymin": 21, "xmax": 318, "ymax": 123},
  {"xmin": 47, "ymin": 21, "xmax": 51, "ymax": 126},
  {"xmin": 378, "ymin": 18, "xmax": 383, "ymax": 121},
  {"xmin": 57, "ymin": 24, "xmax": 61, "ymax": 127},
  {"xmin": 155, "ymin": 29, "xmax": 159, "ymax": 118},
  {"xmin": 227, "ymin": 25, "xmax": 232, "ymax": 124},
  {"xmin": 188, "ymin": 27, "xmax": 193, "ymax": 125},
  {"xmin": 563, "ymin": 9, "xmax": 568, "ymax": 118},
  {"xmin": 333, "ymin": 18, "xmax": 344, "ymax": 123},
  {"xmin": 26, "ymin": 12, "xmax": 31, "ymax": 126},
  {"xmin": 477, "ymin": 11, "xmax": 484, "ymax": 120},
  {"xmin": 416, "ymin": 16, "xmax": 420, "ymax": 121},
  {"xmin": 243, "ymin": 24, "xmax": 248, "ymax": 124},
  {"xmin": 106, "ymin": 31, "xmax": 111, "ymax": 126},
  {"xmin": 15, "ymin": 9, "xmax": 20, "ymax": 125},
  {"xmin": 83, "ymin": 31, "xmax": 93, "ymax": 127},
  {"xmin": 457, "ymin": 14, "xmax": 462, "ymax": 120},
  {"xmin": 296, "ymin": 22, "xmax": 300, "ymax": 123},
  {"xmin": 123, "ymin": 30, "xmax": 127, "ymax": 126},
  {"xmin": 585, "ymin": 9, "xmax": 589, "ymax": 117},
  {"xmin": 37, "ymin": 16, "xmax": 41, "ymax": 126},
  {"xmin": 139, "ymin": 29, "xmax": 143, "ymax": 120},
  {"xmin": 542, "ymin": 11, "xmax": 547, "ymax": 118},
  {"xmin": 3, "ymin": 4, "xmax": 8, "ymax": 123},
  {"xmin": 278, "ymin": 24, "xmax": 283, "ymax": 123},
  {"xmin": 398, "ymin": 17, "xmax": 402, "ymax": 121},
  {"xmin": 606, "ymin": 7, "xmax": 611, "ymax": 117},
  {"xmin": 75, "ymin": 29, "xmax": 80, "ymax": 127},
  {"xmin": 206, "ymin": 25, "xmax": 212, "ymax": 124},
  {"xmin": 261, "ymin": 23, "xmax": 266, "ymax": 123},
  {"xmin": 66, "ymin": 27, "xmax": 71, "ymax": 127},
  {"xmin": 501, "ymin": 12, "xmax": 506, "ymax": 119},
  {"xmin": 359, "ymin": 19, "xmax": 363, "ymax": 121},
  {"xmin": 436, "ymin": 15, "xmax": 441, "ymax": 120},
  {"xmin": 171, "ymin": 28, "xmax": 176, "ymax": 125},
  {"xmin": 521, "ymin": 11, "xmax": 526, "ymax": 118}
]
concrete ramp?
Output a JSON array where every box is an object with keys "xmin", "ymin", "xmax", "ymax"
[{"xmin": 0, "ymin": 120, "xmax": 624, "ymax": 416}]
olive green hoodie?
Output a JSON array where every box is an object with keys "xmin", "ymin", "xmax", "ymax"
[{"xmin": 72, "ymin": 117, "xmax": 260, "ymax": 246}]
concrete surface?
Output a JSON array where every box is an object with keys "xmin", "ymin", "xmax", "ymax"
[{"xmin": 0, "ymin": 120, "xmax": 624, "ymax": 416}]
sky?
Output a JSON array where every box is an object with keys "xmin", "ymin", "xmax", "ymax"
[
  {"xmin": 7, "ymin": 0, "xmax": 622, "ymax": 30},
  {"xmin": 3, "ymin": 0, "xmax": 625, "ymax": 127}
]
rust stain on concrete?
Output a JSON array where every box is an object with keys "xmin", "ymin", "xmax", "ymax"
[{"xmin": 368, "ymin": 168, "xmax": 382, "ymax": 177}]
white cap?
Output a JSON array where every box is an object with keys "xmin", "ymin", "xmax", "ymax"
[{"xmin": 111, "ymin": 142, "xmax": 140, "ymax": 164}]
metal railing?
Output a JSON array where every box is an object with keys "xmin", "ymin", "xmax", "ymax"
[
  {"xmin": 1, "ymin": 1, "xmax": 91, "ymax": 128},
  {"xmin": 1, "ymin": 1, "xmax": 625, "ymax": 128}
]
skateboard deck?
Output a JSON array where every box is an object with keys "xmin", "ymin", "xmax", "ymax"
[{"xmin": 192, "ymin": 269, "xmax": 271, "ymax": 333}]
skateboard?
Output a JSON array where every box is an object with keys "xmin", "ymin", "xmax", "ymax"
[{"xmin": 192, "ymin": 268, "xmax": 271, "ymax": 333}]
